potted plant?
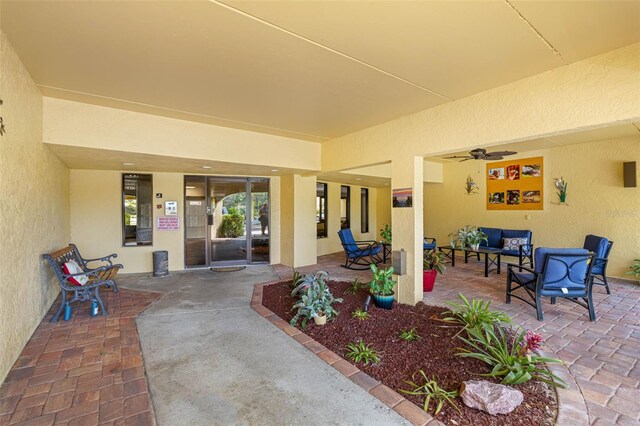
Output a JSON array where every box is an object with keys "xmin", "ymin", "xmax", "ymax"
[
  {"xmin": 448, "ymin": 232, "xmax": 458, "ymax": 248},
  {"xmin": 423, "ymin": 249, "xmax": 446, "ymax": 292},
  {"xmin": 380, "ymin": 224, "xmax": 392, "ymax": 244},
  {"xmin": 465, "ymin": 228, "xmax": 488, "ymax": 251},
  {"xmin": 369, "ymin": 264, "xmax": 396, "ymax": 310},
  {"xmin": 290, "ymin": 271, "xmax": 342, "ymax": 329},
  {"xmin": 456, "ymin": 225, "xmax": 473, "ymax": 248},
  {"xmin": 627, "ymin": 259, "xmax": 640, "ymax": 283}
]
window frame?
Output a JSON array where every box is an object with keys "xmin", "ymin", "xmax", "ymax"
[
  {"xmin": 122, "ymin": 173, "xmax": 153, "ymax": 247},
  {"xmin": 316, "ymin": 182, "xmax": 328, "ymax": 238},
  {"xmin": 360, "ymin": 187, "xmax": 369, "ymax": 233},
  {"xmin": 340, "ymin": 185, "xmax": 351, "ymax": 230}
]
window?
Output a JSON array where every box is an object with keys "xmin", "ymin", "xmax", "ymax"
[
  {"xmin": 316, "ymin": 183, "xmax": 328, "ymax": 238},
  {"xmin": 340, "ymin": 185, "xmax": 350, "ymax": 230},
  {"xmin": 361, "ymin": 188, "xmax": 369, "ymax": 233},
  {"xmin": 123, "ymin": 174, "xmax": 153, "ymax": 246}
]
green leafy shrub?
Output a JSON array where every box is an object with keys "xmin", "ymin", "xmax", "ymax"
[
  {"xmin": 369, "ymin": 264, "xmax": 396, "ymax": 296},
  {"xmin": 345, "ymin": 340, "xmax": 380, "ymax": 365},
  {"xmin": 626, "ymin": 259, "xmax": 640, "ymax": 281},
  {"xmin": 379, "ymin": 224, "xmax": 392, "ymax": 244},
  {"xmin": 290, "ymin": 267, "xmax": 303, "ymax": 289},
  {"xmin": 457, "ymin": 324, "xmax": 566, "ymax": 387},
  {"xmin": 218, "ymin": 212, "xmax": 245, "ymax": 238},
  {"xmin": 423, "ymin": 250, "xmax": 446, "ymax": 274},
  {"xmin": 351, "ymin": 309, "xmax": 370, "ymax": 320},
  {"xmin": 443, "ymin": 293, "xmax": 511, "ymax": 332},
  {"xmin": 343, "ymin": 277, "xmax": 366, "ymax": 295},
  {"xmin": 399, "ymin": 371, "xmax": 460, "ymax": 415},
  {"xmin": 289, "ymin": 271, "xmax": 342, "ymax": 330},
  {"xmin": 399, "ymin": 328, "xmax": 421, "ymax": 341}
]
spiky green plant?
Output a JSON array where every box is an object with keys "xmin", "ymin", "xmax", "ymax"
[
  {"xmin": 289, "ymin": 271, "xmax": 342, "ymax": 330},
  {"xmin": 457, "ymin": 324, "xmax": 566, "ymax": 387},
  {"xmin": 351, "ymin": 308, "xmax": 370, "ymax": 320},
  {"xmin": 442, "ymin": 293, "xmax": 511, "ymax": 333},
  {"xmin": 344, "ymin": 278, "xmax": 366, "ymax": 295},
  {"xmin": 398, "ymin": 371, "xmax": 460, "ymax": 415},
  {"xmin": 290, "ymin": 267, "xmax": 303, "ymax": 289},
  {"xmin": 399, "ymin": 328, "xmax": 421, "ymax": 341},
  {"xmin": 345, "ymin": 340, "xmax": 380, "ymax": 365}
]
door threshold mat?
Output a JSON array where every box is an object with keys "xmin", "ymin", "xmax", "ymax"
[{"xmin": 210, "ymin": 266, "xmax": 247, "ymax": 272}]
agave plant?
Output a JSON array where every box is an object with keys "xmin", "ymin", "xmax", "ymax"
[{"xmin": 442, "ymin": 293, "xmax": 511, "ymax": 335}]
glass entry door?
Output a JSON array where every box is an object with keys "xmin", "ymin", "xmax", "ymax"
[{"xmin": 184, "ymin": 176, "xmax": 269, "ymax": 267}]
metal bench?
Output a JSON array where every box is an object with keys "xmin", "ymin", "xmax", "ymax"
[{"xmin": 43, "ymin": 244, "xmax": 123, "ymax": 323}]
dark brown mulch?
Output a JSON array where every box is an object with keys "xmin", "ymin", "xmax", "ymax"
[{"xmin": 262, "ymin": 280, "xmax": 558, "ymax": 426}]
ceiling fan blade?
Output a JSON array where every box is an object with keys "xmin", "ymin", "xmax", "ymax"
[
  {"xmin": 484, "ymin": 156, "xmax": 504, "ymax": 160},
  {"xmin": 459, "ymin": 158, "xmax": 473, "ymax": 162},
  {"xmin": 487, "ymin": 151, "xmax": 517, "ymax": 157},
  {"xmin": 445, "ymin": 155, "xmax": 474, "ymax": 159}
]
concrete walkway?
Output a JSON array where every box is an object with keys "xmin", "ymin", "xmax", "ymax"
[{"xmin": 120, "ymin": 267, "xmax": 408, "ymax": 426}]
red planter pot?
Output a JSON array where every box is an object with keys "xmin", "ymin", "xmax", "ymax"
[{"xmin": 423, "ymin": 270, "xmax": 437, "ymax": 292}]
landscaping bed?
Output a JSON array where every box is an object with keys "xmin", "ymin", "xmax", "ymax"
[{"xmin": 262, "ymin": 279, "xmax": 557, "ymax": 426}]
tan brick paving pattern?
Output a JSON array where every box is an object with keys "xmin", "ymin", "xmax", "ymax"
[{"xmin": 0, "ymin": 288, "xmax": 161, "ymax": 425}]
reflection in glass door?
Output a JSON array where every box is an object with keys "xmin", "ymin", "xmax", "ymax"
[
  {"xmin": 184, "ymin": 176, "xmax": 269, "ymax": 267},
  {"xmin": 209, "ymin": 177, "xmax": 248, "ymax": 265}
]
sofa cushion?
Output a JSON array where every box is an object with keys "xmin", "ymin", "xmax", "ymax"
[
  {"xmin": 503, "ymin": 229, "xmax": 532, "ymax": 242},
  {"xmin": 479, "ymin": 227, "xmax": 503, "ymax": 248},
  {"xmin": 534, "ymin": 247, "xmax": 589, "ymax": 274},
  {"xmin": 503, "ymin": 237, "xmax": 528, "ymax": 251}
]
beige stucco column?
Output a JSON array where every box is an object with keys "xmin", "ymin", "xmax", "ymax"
[
  {"xmin": 280, "ymin": 174, "xmax": 318, "ymax": 267},
  {"xmin": 391, "ymin": 156, "xmax": 424, "ymax": 305}
]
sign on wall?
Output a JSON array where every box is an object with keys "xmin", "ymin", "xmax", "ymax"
[
  {"xmin": 486, "ymin": 156, "xmax": 544, "ymax": 211},
  {"xmin": 157, "ymin": 216, "xmax": 180, "ymax": 230}
]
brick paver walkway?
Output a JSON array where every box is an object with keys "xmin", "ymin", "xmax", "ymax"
[
  {"xmin": 0, "ymin": 288, "xmax": 161, "ymax": 425},
  {"xmin": 275, "ymin": 252, "xmax": 640, "ymax": 425}
]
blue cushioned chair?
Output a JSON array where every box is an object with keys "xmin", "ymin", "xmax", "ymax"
[
  {"xmin": 506, "ymin": 248, "xmax": 596, "ymax": 321},
  {"xmin": 338, "ymin": 229, "xmax": 383, "ymax": 270},
  {"xmin": 583, "ymin": 234, "xmax": 614, "ymax": 295},
  {"xmin": 423, "ymin": 238, "xmax": 437, "ymax": 251}
]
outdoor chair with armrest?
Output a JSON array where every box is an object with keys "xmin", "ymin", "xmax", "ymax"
[{"xmin": 338, "ymin": 228, "xmax": 383, "ymax": 270}]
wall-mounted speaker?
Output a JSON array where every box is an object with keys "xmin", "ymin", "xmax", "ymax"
[{"xmin": 623, "ymin": 161, "xmax": 637, "ymax": 187}]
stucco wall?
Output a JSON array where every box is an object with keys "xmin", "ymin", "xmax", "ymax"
[
  {"xmin": 0, "ymin": 31, "xmax": 70, "ymax": 382},
  {"xmin": 425, "ymin": 137, "xmax": 640, "ymax": 278},
  {"xmin": 70, "ymin": 170, "xmax": 281, "ymax": 273},
  {"xmin": 316, "ymin": 182, "xmax": 379, "ymax": 256}
]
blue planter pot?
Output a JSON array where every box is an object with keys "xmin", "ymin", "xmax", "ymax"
[{"xmin": 372, "ymin": 293, "xmax": 395, "ymax": 310}]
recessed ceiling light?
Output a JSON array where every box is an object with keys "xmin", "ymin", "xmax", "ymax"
[
  {"xmin": 201, "ymin": 165, "xmax": 212, "ymax": 169},
  {"xmin": 355, "ymin": 178, "xmax": 362, "ymax": 181},
  {"xmin": 122, "ymin": 162, "xmax": 135, "ymax": 166},
  {"xmin": 270, "ymin": 169, "xmax": 279, "ymax": 172},
  {"xmin": 185, "ymin": 186, "xmax": 196, "ymax": 189}
]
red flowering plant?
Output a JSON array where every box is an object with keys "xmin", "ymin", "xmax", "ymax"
[{"xmin": 457, "ymin": 324, "xmax": 566, "ymax": 388}]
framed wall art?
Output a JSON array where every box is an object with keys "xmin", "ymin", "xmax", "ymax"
[{"xmin": 486, "ymin": 156, "xmax": 543, "ymax": 211}]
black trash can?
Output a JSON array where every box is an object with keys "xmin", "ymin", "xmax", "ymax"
[{"xmin": 152, "ymin": 250, "xmax": 169, "ymax": 277}]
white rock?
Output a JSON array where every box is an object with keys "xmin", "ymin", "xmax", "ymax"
[{"xmin": 460, "ymin": 380, "xmax": 524, "ymax": 415}]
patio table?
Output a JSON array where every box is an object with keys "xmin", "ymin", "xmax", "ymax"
[{"xmin": 437, "ymin": 245, "xmax": 501, "ymax": 277}]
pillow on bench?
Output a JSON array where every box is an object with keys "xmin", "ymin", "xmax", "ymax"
[
  {"xmin": 63, "ymin": 260, "xmax": 89, "ymax": 286},
  {"xmin": 503, "ymin": 237, "xmax": 528, "ymax": 251}
]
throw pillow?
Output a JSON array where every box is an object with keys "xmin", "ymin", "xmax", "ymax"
[
  {"xmin": 63, "ymin": 260, "xmax": 89, "ymax": 286},
  {"xmin": 503, "ymin": 237, "xmax": 528, "ymax": 251}
]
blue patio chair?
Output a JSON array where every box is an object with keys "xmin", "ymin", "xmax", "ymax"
[
  {"xmin": 583, "ymin": 234, "xmax": 614, "ymax": 295},
  {"xmin": 337, "ymin": 229, "xmax": 383, "ymax": 270},
  {"xmin": 423, "ymin": 238, "xmax": 437, "ymax": 251},
  {"xmin": 506, "ymin": 248, "xmax": 596, "ymax": 321}
]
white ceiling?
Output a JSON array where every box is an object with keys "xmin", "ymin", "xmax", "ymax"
[{"xmin": 2, "ymin": 0, "xmax": 639, "ymax": 142}]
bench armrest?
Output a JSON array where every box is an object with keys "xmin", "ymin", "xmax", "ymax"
[{"xmin": 81, "ymin": 253, "xmax": 118, "ymax": 267}]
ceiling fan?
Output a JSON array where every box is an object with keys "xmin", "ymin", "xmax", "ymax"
[{"xmin": 445, "ymin": 148, "xmax": 517, "ymax": 162}]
